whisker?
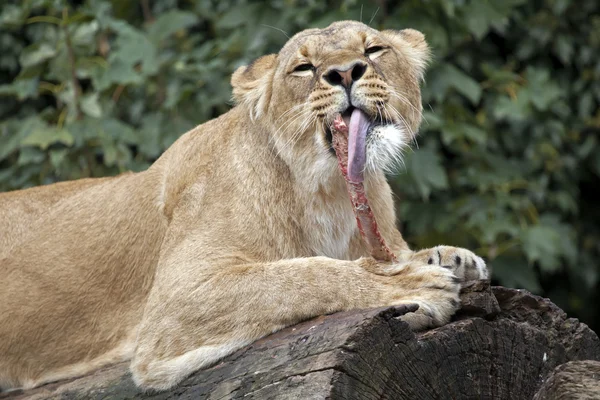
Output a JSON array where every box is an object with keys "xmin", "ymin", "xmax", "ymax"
[
  {"xmin": 387, "ymin": 102, "xmax": 419, "ymax": 150},
  {"xmin": 388, "ymin": 89, "xmax": 427, "ymax": 126},
  {"xmin": 260, "ymin": 24, "xmax": 290, "ymax": 39},
  {"xmin": 369, "ymin": 7, "xmax": 379, "ymax": 26},
  {"xmin": 270, "ymin": 106, "xmax": 313, "ymax": 158},
  {"xmin": 279, "ymin": 116, "xmax": 316, "ymax": 158},
  {"xmin": 275, "ymin": 102, "xmax": 309, "ymax": 124},
  {"xmin": 272, "ymin": 107, "xmax": 316, "ymax": 159}
]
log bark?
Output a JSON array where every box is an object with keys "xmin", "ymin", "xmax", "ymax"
[
  {"xmin": 3, "ymin": 283, "xmax": 599, "ymax": 400},
  {"xmin": 533, "ymin": 360, "xmax": 600, "ymax": 400}
]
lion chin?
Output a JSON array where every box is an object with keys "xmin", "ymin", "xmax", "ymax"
[{"xmin": 0, "ymin": 20, "xmax": 488, "ymax": 393}]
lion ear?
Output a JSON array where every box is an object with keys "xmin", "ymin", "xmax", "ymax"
[
  {"xmin": 382, "ymin": 29, "xmax": 431, "ymax": 80},
  {"xmin": 231, "ymin": 54, "xmax": 278, "ymax": 121}
]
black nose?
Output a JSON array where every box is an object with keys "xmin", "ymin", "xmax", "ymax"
[{"xmin": 324, "ymin": 62, "xmax": 367, "ymax": 88}]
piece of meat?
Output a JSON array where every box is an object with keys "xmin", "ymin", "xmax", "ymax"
[{"xmin": 331, "ymin": 115, "xmax": 397, "ymax": 262}]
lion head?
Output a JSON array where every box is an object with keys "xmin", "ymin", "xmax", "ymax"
[{"xmin": 231, "ymin": 21, "xmax": 430, "ymax": 178}]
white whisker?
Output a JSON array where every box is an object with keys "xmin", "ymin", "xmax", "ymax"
[
  {"xmin": 386, "ymin": 102, "xmax": 419, "ymax": 150},
  {"xmin": 388, "ymin": 88, "xmax": 426, "ymax": 126},
  {"xmin": 272, "ymin": 106, "xmax": 317, "ymax": 159},
  {"xmin": 270, "ymin": 105, "xmax": 313, "ymax": 159},
  {"xmin": 260, "ymin": 24, "xmax": 290, "ymax": 39},
  {"xmin": 369, "ymin": 7, "xmax": 379, "ymax": 26}
]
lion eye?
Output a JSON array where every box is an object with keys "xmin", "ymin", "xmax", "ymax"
[
  {"xmin": 365, "ymin": 46, "xmax": 384, "ymax": 55},
  {"xmin": 294, "ymin": 63, "xmax": 315, "ymax": 72}
]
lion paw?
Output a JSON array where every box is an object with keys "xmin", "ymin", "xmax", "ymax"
[
  {"xmin": 411, "ymin": 245, "xmax": 488, "ymax": 281},
  {"xmin": 384, "ymin": 263, "xmax": 462, "ymax": 331}
]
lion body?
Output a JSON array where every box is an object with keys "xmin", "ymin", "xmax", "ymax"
[{"xmin": 0, "ymin": 21, "xmax": 486, "ymax": 391}]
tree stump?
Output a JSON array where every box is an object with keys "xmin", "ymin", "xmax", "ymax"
[{"xmin": 3, "ymin": 283, "xmax": 599, "ymax": 399}]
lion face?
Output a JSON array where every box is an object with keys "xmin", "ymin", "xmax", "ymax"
[{"xmin": 231, "ymin": 21, "xmax": 430, "ymax": 177}]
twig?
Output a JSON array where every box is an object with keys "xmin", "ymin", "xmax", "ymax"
[
  {"xmin": 112, "ymin": 85, "xmax": 125, "ymax": 103},
  {"xmin": 139, "ymin": 0, "xmax": 165, "ymax": 106},
  {"xmin": 62, "ymin": 8, "xmax": 83, "ymax": 120},
  {"xmin": 140, "ymin": 0, "xmax": 154, "ymax": 23}
]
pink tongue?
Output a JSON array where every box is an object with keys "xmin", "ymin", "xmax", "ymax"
[{"xmin": 347, "ymin": 108, "xmax": 370, "ymax": 183}]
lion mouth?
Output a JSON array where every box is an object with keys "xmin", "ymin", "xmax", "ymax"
[
  {"xmin": 325, "ymin": 106, "xmax": 387, "ymax": 178},
  {"xmin": 341, "ymin": 106, "xmax": 355, "ymax": 127},
  {"xmin": 325, "ymin": 106, "xmax": 385, "ymax": 151},
  {"xmin": 335, "ymin": 107, "xmax": 371, "ymax": 182}
]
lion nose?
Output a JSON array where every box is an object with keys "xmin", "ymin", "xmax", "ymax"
[{"xmin": 324, "ymin": 62, "xmax": 367, "ymax": 88}]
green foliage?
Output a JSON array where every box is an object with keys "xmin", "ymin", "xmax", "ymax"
[{"xmin": 1, "ymin": 0, "xmax": 599, "ymax": 330}]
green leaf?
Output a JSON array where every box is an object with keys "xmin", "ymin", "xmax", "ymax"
[
  {"xmin": 46, "ymin": 46, "xmax": 71, "ymax": 81},
  {"xmin": 50, "ymin": 149, "xmax": 68, "ymax": 169},
  {"xmin": 553, "ymin": 35, "xmax": 573, "ymax": 65},
  {"xmin": 26, "ymin": 15, "xmax": 62, "ymax": 25},
  {"xmin": 0, "ymin": 117, "xmax": 45, "ymax": 161},
  {"xmin": 578, "ymin": 92, "xmax": 595, "ymax": 119},
  {"xmin": 93, "ymin": 59, "xmax": 142, "ymax": 90},
  {"xmin": 16, "ymin": 64, "xmax": 45, "ymax": 80},
  {"xmin": 100, "ymin": 118, "xmax": 138, "ymax": 144},
  {"xmin": 17, "ymin": 147, "xmax": 45, "ymax": 166},
  {"xmin": 101, "ymin": 138, "xmax": 118, "ymax": 166},
  {"xmin": 19, "ymin": 43, "xmax": 57, "ymax": 68},
  {"xmin": 551, "ymin": 0, "xmax": 571, "ymax": 15},
  {"xmin": 405, "ymin": 148, "xmax": 449, "ymax": 201},
  {"xmin": 98, "ymin": 138, "xmax": 131, "ymax": 167},
  {"xmin": 21, "ymin": 127, "xmax": 74, "ymax": 150},
  {"xmin": 0, "ymin": 78, "xmax": 38, "ymax": 100},
  {"xmin": 81, "ymin": 92, "xmax": 103, "ymax": 118},
  {"xmin": 428, "ymin": 64, "xmax": 482, "ymax": 105},
  {"xmin": 480, "ymin": 63, "xmax": 520, "ymax": 86},
  {"xmin": 441, "ymin": 122, "xmax": 487, "ymax": 145},
  {"xmin": 216, "ymin": 4, "xmax": 262, "ymax": 29},
  {"xmin": 481, "ymin": 219, "xmax": 519, "ymax": 243},
  {"xmin": 0, "ymin": 5, "xmax": 27, "ymax": 29},
  {"xmin": 71, "ymin": 20, "xmax": 99, "ymax": 47},
  {"xmin": 463, "ymin": 1, "xmax": 505, "ymax": 40},
  {"xmin": 522, "ymin": 225, "xmax": 562, "ymax": 272},
  {"xmin": 492, "ymin": 92, "xmax": 531, "ymax": 121},
  {"xmin": 147, "ymin": 10, "xmax": 198, "ymax": 43},
  {"xmin": 440, "ymin": 1, "xmax": 456, "ymax": 17},
  {"xmin": 96, "ymin": 19, "xmax": 158, "ymax": 88},
  {"xmin": 525, "ymin": 67, "xmax": 563, "ymax": 111},
  {"xmin": 492, "ymin": 255, "xmax": 541, "ymax": 292},
  {"xmin": 138, "ymin": 113, "xmax": 163, "ymax": 158}
]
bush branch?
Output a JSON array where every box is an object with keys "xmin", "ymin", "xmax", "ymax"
[{"xmin": 62, "ymin": 8, "xmax": 83, "ymax": 120}]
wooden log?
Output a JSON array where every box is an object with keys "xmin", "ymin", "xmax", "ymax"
[
  {"xmin": 3, "ymin": 283, "xmax": 599, "ymax": 400},
  {"xmin": 533, "ymin": 360, "xmax": 600, "ymax": 400}
]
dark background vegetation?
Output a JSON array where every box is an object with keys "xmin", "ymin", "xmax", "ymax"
[{"xmin": 1, "ymin": 0, "xmax": 599, "ymax": 332}]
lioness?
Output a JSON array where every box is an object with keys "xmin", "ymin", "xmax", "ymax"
[{"xmin": 0, "ymin": 21, "xmax": 488, "ymax": 391}]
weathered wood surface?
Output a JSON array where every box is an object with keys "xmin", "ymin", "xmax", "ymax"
[
  {"xmin": 4, "ymin": 282, "xmax": 599, "ymax": 400},
  {"xmin": 533, "ymin": 360, "xmax": 600, "ymax": 400}
]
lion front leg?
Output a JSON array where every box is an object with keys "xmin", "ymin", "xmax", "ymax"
[
  {"xmin": 129, "ymin": 255, "xmax": 464, "ymax": 390},
  {"xmin": 130, "ymin": 256, "xmax": 382, "ymax": 390}
]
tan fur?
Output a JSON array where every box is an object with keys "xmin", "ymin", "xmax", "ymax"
[{"xmin": 0, "ymin": 21, "xmax": 487, "ymax": 391}]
